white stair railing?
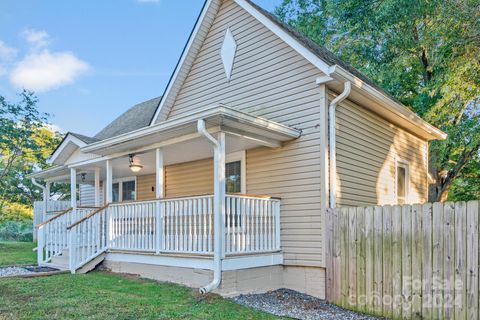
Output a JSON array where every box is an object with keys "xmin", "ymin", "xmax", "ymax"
[
  {"xmin": 36, "ymin": 206, "xmax": 98, "ymax": 265},
  {"xmin": 67, "ymin": 205, "xmax": 109, "ymax": 272}
]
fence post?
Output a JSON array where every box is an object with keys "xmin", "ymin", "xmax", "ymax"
[
  {"xmin": 275, "ymin": 201, "xmax": 281, "ymax": 250},
  {"xmin": 68, "ymin": 227, "xmax": 76, "ymax": 274},
  {"xmin": 37, "ymin": 226, "xmax": 44, "ymax": 265},
  {"xmin": 155, "ymin": 202, "xmax": 163, "ymax": 254}
]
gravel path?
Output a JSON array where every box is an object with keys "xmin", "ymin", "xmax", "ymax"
[
  {"xmin": 0, "ymin": 266, "xmax": 35, "ymax": 277},
  {"xmin": 0, "ymin": 265, "xmax": 61, "ymax": 278},
  {"xmin": 233, "ymin": 289, "xmax": 385, "ymax": 320}
]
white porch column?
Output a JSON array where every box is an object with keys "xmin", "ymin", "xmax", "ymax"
[
  {"xmin": 106, "ymin": 160, "xmax": 112, "ymax": 204},
  {"xmin": 70, "ymin": 168, "xmax": 77, "ymax": 210},
  {"xmin": 94, "ymin": 167, "xmax": 101, "ymax": 207},
  {"xmin": 155, "ymin": 148, "xmax": 165, "ymax": 199},
  {"xmin": 214, "ymin": 132, "xmax": 226, "ymax": 259}
]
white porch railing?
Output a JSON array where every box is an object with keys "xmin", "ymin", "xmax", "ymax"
[
  {"xmin": 36, "ymin": 206, "xmax": 98, "ymax": 264},
  {"xmin": 46, "ymin": 194, "xmax": 280, "ymax": 272},
  {"xmin": 225, "ymin": 195, "xmax": 281, "ymax": 254},
  {"xmin": 106, "ymin": 194, "xmax": 280, "ymax": 255}
]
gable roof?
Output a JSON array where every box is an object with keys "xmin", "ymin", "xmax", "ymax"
[
  {"xmin": 47, "ymin": 132, "xmax": 90, "ymax": 165},
  {"xmin": 69, "ymin": 132, "xmax": 100, "ymax": 144},
  {"xmin": 150, "ymin": 0, "xmax": 445, "ymax": 140},
  {"xmin": 95, "ymin": 96, "xmax": 162, "ymax": 140}
]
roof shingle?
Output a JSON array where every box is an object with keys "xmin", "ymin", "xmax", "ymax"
[{"xmin": 94, "ymin": 96, "xmax": 162, "ymax": 141}]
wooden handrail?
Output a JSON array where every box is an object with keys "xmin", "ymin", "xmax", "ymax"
[
  {"xmin": 67, "ymin": 204, "xmax": 109, "ymax": 230},
  {"xmin": 36, "ymin": 207, "xmax": 73, "ymax": 229}
]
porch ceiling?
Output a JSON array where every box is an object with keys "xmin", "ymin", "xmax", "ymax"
[{"xmin": 81, "ymin": 104, "xmax": 302, "ymax": 157}]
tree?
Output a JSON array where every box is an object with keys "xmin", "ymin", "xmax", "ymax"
[
  {"xmin": 276, "ymin": 0, "xmax": 480, "ymax": 201},
  {"xmin": 0, "ymin": 91, "xmax": 63, "ymax": 207}
]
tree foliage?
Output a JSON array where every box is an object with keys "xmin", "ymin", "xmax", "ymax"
[
  {"xmin": 0, "ymin": 91, "xmax": 62, "ymax": 210},
  {"xmin": 276, "ymin": 0, "xmax": 480, "ymax": 201}
]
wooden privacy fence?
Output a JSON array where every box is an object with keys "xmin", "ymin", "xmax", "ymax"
[{"xmin": 326, "ymin": 201, "xmax": 480, "ymax": 320}]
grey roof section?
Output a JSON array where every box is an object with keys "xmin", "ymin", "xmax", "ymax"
[
  {"xmin": 245, "ymin": 0, "xmax": 405, "ymax": 106},
  {"xmin": 69, "ymin": 132, "xmax": 100, "ymax": 144},
  {"xmin": 95, "ymin": 96, "xmax": 162, "ymax": 140}
]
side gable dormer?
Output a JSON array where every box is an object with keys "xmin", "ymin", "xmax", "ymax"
[{"xmin": 47, "ymin": 133, "xmax": 99, "ymax": 166}]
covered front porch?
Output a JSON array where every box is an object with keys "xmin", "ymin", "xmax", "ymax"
[{"xmin": 32, "ymin": 105, "xmax": 300, "ymax": 292}]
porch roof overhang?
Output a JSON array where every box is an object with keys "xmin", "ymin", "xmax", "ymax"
[
  {"xmin": 81, "ymin": 104, "xmax": 302, "ymax": 156},
  {"xmin": 29, "ymin": 165, "xmax": 71, "ymax": 182}
]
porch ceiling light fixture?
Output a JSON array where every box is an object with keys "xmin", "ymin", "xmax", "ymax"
[{"xmin": 128, "ymin": 154, "xmax": 143, "ymax": 173}]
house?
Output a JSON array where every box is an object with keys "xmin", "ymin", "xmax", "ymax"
[{"xmin": 31, "ymin": 0, "xmax": 446, "ymax": 298}]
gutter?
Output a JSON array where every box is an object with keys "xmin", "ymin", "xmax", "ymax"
[
  {"xmin": 330, "ymin": 65, "xmax": 447, "ymax": 141},
  {"xmin": 197, "ymin": 119, "xmax": 223, "ymax": 294}
]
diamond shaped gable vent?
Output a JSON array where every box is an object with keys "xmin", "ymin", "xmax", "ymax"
[{"xmin": 220, "ymin": 28, "xmax": 237, "ymax": 80}]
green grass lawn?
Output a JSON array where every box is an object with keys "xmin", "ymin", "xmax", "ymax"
[
  {"xmin": 0, "ymin": 241, "xmax": 281, "ymax": 319},
  {"xmin": 0, "ymin": 271, "xmax": 281, "ymax": 320},
  {"xmin": 0, "ymin": 241, "xmax": 36, "ymax": 266}
]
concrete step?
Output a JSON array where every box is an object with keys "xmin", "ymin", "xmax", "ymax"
[{"xmin": 50, "ymin": 254, "xmax": 69, "ymax": 269}]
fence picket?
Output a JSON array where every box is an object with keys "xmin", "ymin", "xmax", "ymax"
[
  {"xmin": 327, "ymin": 201, "xmax": 480, "ymax": 320},
  {"xmin": 466, "ymin": 201, "xmax": 479, "ymax": 320},
  {"xmin": 401, "ymin": 205, "xmax": 412, "ymax": 319},
  {"xmin": 454, "ymin": 201, "xmax": 467, "ymax": 320}
]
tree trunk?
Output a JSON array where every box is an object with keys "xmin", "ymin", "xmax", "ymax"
[{"xmin": 428, "ymin": 182, "xmax": 449, "ymax": 203}]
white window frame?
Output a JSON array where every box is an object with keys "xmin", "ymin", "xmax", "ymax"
[
  {"xmin": 112, "ymin": 176, "xmax": 137, "ymax": 202},
  {"xmin": 395, "ymin": 159, "xmax": 410, "ymax": 204},
  {"xmin": 225, "ymin": 151, "xmax": 246, "ymax": 231},
  {"xmin": 226, "ymin": 150, "xmax": 246, "ymax": 194}
]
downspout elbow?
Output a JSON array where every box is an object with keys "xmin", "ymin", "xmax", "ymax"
[
  {"xmin": 31, "ymin": 178, "xmax": 46, "ymax": 191},
  {"xmin": 197, "ymin": 119, "xmax": 219, "ymax": 148},
  {"xmin": 199, "ymin": 266, "xmax": 221, "ymax": 294}
]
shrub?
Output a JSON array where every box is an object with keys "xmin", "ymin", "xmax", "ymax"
[
  {"xmin": 0, "ymin": 202, "xmax": 33, "ymax": 222},
  {"xmin": 0, "ymin": 220, "xmax": 33, "ymax": 241}
]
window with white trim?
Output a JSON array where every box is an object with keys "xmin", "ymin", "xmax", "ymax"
[
  {"xmin": 396, "ymin": 161, "xmax": 409, "ymax": 204},
  {"xmin": 112, "ymin": 177, "xmax": 136, "ymax": 203}
]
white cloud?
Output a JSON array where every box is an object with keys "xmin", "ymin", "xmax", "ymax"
[
  {"xmin": 9, "ymin": 50, "xmax": 90, "ymax": 92},
  {"xmin": 0, "ymin": 40, "xmax": 17, "ymax": 61},
  {"xmin": 21, "ymin": 29, "xmax": 50, "ymax": 48},
  {"xmin": 0, "ymin": 41, "xmax": 17, "ymax": 76},
  {"xmin": 46, "ymin": 123, "xmax": 65, "ymax": 133}
]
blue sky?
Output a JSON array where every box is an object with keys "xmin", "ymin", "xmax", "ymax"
[{"xmin": 0, "ymin": 0, "xmax": 282, "ymax": 136}]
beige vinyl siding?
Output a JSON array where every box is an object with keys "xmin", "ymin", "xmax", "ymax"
[
  {"xmin": 335, "ymin": 97, "xmax": 428, "ymax": 206},
  {"xmin": 165, "ymin": 0, "xmax": 325, "ymax": 267},
  {"xmin": 137, "ymin": 175, "xmax": 156, "ymax": 201},
  {"xmin": 79, "ymin": 183, "xmax": 103, "ymax": 207},
  {"xmin": 165, "ymin": 158, "xmax": 213, "ymax": 197}
]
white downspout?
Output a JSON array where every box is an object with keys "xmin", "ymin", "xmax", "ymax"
[
  {"xmin": 197, "ymin": 119, "xmax": 224, "ymax": 294},
  {"xmin": 31, "ymin": 178, "xmax": 47, "ymax": 222},
  {"xmin": 328, "ymin": 82, "xmax": 351, "ymax": 208}
]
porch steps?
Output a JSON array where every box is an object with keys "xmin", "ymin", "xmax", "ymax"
[{"xmin": 47, "ymin": 249, "xmax": 106, "ymax": 274}]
